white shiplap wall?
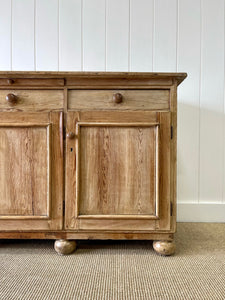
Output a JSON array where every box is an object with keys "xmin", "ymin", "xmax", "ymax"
[{"xmin": 0, "ymin": 0, "xmax": 224, "ymax": 222}]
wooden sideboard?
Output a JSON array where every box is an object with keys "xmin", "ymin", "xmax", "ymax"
[{"xmin": 0, "ymin": 72, "xmax": 186, "ymax": 256}]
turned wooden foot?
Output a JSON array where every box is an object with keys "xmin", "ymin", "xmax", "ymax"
[
  {"xmin": 54, "ymin": 239, "xmax": 77, "ymax": 255},
  {"xmin": 153, "ymin": 240, "xmax": 175, "ymax": 256}
]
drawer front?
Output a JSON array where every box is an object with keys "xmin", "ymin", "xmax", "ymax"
[
  {"xmin": 0, "ymin": 78, "xmax": 64, "ymax": 87},
  {"xmin": 0, "ymin": 90, "xmax": 63, "ymax": 111},
  {"xmin": 68, "ymin": 89, "xmax": 170, "ymax": 110}
]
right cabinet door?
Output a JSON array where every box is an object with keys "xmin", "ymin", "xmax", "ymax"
[{"xmin": 65, "ymin": 111, "xmax": 171, "ymax": 231}]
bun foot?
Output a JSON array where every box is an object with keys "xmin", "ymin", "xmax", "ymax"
[
  {"xmin": 153, "ymin": 240, "xmax": 175, "ymax": 256},
  {"xmin": 54, "ymin": 239, "xmax": 77, "ymax": 255}
]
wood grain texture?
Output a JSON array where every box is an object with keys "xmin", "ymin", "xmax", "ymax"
[
  {"xmin": 0, "ymin": 72, "xmax": 184, "ymax": 245},
  {"xmin": 0, "ymin": 231, "xmax": 174, "ymax": 241},
  {"xmin": 0, "ymin": 125, "xmax": 49, "ymax": 217},
  {"xmin": 66, "ymin": 110, "xmax": 171, "ymax": 231},
  {"xmin": 66, "ymin": 80, "xmax": 173, "ymax": 89},
  {"xmin": 0, "ymin": 111, "xmax": 63, "ymax": 230},
  {"xmin": 65, "ymin": 111, "xmax": 78, "ymax": 229},
  {"xmin": 74, "ymin": 111, "xmax": 159, "ymax": 123},
  {"xmin": 79, "ymin": 125, "xmax": 157, "ymax": 216},
  {"xmin": 155, "ymin": 112, "xmax": 171, "ymax": 231},
  {"xmin": 49, "ymin": 111, "xmax": 64, "ymax": 230},
  {"xmin": 68, "ymin": 89, "xmax": 170, "ymax": 110},
  {"xmin": 170, "ymin": 84, "xmax": 177, "ymax": 232},
  {"xmin": 79, "ymin": 219, "xmax": 156, "ymax": 231},
  {"xmin": 0, "ymin": 90, "xmax": 63, "ymax": 111},
  {"xmin": 0, "ymin": 78, "xmax": 64, "ymax": 87},
  {"xmin": 0, "ymin": 71, "xmax": 187, "ymax": 86}
]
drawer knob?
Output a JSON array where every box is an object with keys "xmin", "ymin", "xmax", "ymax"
[
  {"xmin": 113, "ymin": 93, "xmax": 123, "ymax": 104},
  {"xmin": 6, "ymin": 93, "xmax": 18, "ymax": 105},
  {"xmin": 7, "ymin": 79, "xmax": 15, "ymax": 85},
  {"xmin": 67, "ymin": 132, "xmax": 75, "ymax": 139}
]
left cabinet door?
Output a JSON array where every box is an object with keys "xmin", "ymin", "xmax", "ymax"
[{"xmin": 0, "ymin": 112, "xmax": 63, "ymax": 231}]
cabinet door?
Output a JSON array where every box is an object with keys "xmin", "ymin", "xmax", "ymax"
[
  {"xmin": 66, "ymin": 111, "xmax": 171, "ymax": 231},
  {"xmin": 0, "ymin": 112, "xmax": 63, "ymax": 230}
]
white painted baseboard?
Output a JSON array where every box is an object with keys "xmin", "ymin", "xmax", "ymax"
[{"xmin": 177, "ymin": 203, "xmax": 225, "ymax": 222}]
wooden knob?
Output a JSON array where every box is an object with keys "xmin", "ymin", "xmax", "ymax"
[
  {"xmin": 7, "ymin": 79, "xmax": 15, "ymax": 85},
  {"xmin": 113, "ymin": 93, "xmax": 123, "ymax": 103},
  {"xmin": 67, "ymin": 132, "xmax": 75, "ymax": 139},
  {"xmin": 6, "ymin": 93, "xmax": 18, "ymax": 105}
]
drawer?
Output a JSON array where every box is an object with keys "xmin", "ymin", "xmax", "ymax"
[
  {"xmin": 68, "ymin": 89, "xmax": 170, "ymax": 110},
  {"xmin": 0, "ymin": 90, "xmax": 63, "ymax": 111},
  {"xmin": 0, "ymin": 78, "xmax": 64, "ymax": 87}
]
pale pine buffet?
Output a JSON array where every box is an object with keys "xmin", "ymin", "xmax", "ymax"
[{"xmin": 0, "ymin": 72, "xmax": 186, "ymax": 256}]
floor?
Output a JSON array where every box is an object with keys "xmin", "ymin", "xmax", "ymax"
[{"xmin": 0, "ymin": 223, "xmax": 225, "ymax": 300}]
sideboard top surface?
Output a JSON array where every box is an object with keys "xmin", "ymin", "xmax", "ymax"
[{"xmin": 0, "ymin": 71, "xmax": 187, "ymax": 86}]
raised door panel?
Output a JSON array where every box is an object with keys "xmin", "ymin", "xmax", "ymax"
[
  {"xmin": 0, "ymin": 112, "xmax": 63, "ymax": 230},
  {"xmin": 65, "ymin": 111, "xmax": 171, "ymax": 231},
  {"xmin": 0, "ymin": 126, "xmax": 49, "ymax": 216},
  {"xmin": 79, "ymin": 125, "xmax": 157, "ymax": 216}
]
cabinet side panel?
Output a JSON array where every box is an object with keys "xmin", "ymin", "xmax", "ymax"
[{"xmin": 170, "ymin": 85, "xmax": 177, "ymax": 231}]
